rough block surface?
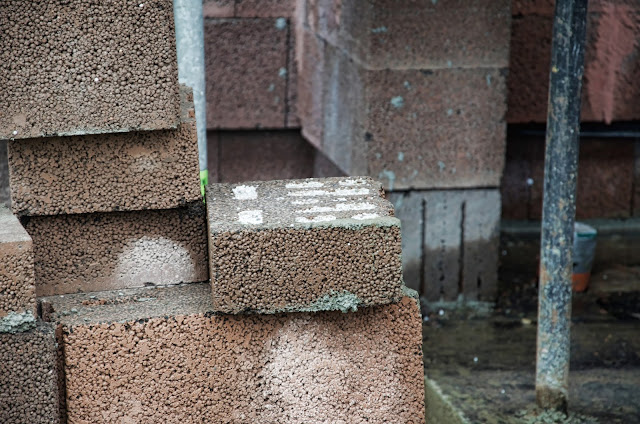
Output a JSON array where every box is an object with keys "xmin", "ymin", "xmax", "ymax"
[
  {"xmin": 216, "ymin": 130, "xmax": 315, "ymax": 183},
  {"xmin": 315, "ymin": 43, "xmax": 507, "ymax": 190},
  {"xmin": 0, "ymin": 0, "xmax": 180, "ymax": 140},
  {"xmin": 0, "ymin": 207, "xmax": 35, "ymax": 333},
  {"xmin": 0, "ymin": 323, "xmax": 60, "ymax": 423},
  {"xmin": 8, "ymin": 87, "xmax": 200, "ymax": 216},
  {"xmin": 205, "ymin": 18, "xmax": 289, "ymax": 129},
  {"xmin": 305, "ymin": 0, "xmax": 511, "ymax": 69},
  {"xmin": 508, "ymin": 7, "xmax": 640, "ymax": 123},
  {"xmin": 296, "ymin": 28, "xmax": 327, "ymax": 148},
  {"xmin": 0, "ymin": 140, "xmax": 9, "ymax": 208},
  {"xmin": 24, "ymin": 203, "xmax": 208, "ymax": 296},
  {"xmin": 206, "ymin": 177, "xmax": 403, "ymax": 313},
  {"xmin": 501, "ymin": 136, "xmax": 635, "ymax": 220},
  {"xmin": 43, "ymin": 283, "xmax": 425, "ymax": 423},
  {"xmin": 365, "ymin": 66, "xmax": 507, "ymax": 190}
]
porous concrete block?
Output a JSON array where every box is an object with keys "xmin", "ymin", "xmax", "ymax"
[
  {"xmin": 43, "ymin": 283, "xmax": 425, "ymax": 423},
  {"xmin": 8, "ymin": 87, "xmax": 200, "ymax": 216},
  {"xmin": 24, "ymin": 203, "xmax": 208, "ymax": 296},
  {"xmin": 296, "ymin": 28, "xmax": 326, "ymax": 149},
  {"xmin": 0, "ymin": 0, "xmax": 180, "ymax": 140},
  {"xmin": 508, "ymin": 7, "xmax": 640, "ymax": 124},
  {"xmin": 422, "ymin": 190, "xmax": 500, "ymax": 302},
  {"xmin": 203, "ymin": 0, "xmax": 235, "ymax": 17},
  {"xmin": 365, "ymin": 66, "xmax": 507, "ymax": 190},
  {"xmin": 314, "ymin": 43, "xmax": 507, "ymax": 190},
  {"xmin": 305, "ymin": 0, "xmax": 511, "ymax": 69},
  {"xmin": 526, "ymin": 138, "xmax": 634, "ymax": 220},
  {"xmin": 205, "ymin": 18, "xmax": 289, "ymax": 129},
  {"xmin": 0, "ymin": 140, "xmax": 10, "ymax": 208},
  {"xmin": 206, "ymin": 177, "xmax": 403, "ymax": 313},
  {"xmin": 217, "ymin": 130, "xmax": 315, "ymax": 183},
  {"xmin": 235, "ymin": 0, "xmax": 294, "ymax": 17},
  {"xmin": 0, "ymin": 207, "xmax": 36, "ymax": 333},
  {"xmin": 388, "ymin": 191, "xmax": 423, "ymax": 292},
  {"xmin": 0, "ymin": 323, "xmax": 61, "ymax": 423}
]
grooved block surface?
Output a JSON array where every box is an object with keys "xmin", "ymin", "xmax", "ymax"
[
  {"xmin": 205, "ymin": 18, "xmax": 288, "ymax": 129},
  {"xmin": 388, "ymin": 192, "xmax": 423, "ymax": 292},
  {"xmin": 206, "ymin": 177, "xmax": 404, "ymax": 313},
  {"xmin": 306, "ymin": 0, "xmax": 511, "ymax": 69},
  {"xmin": 43, "ymin": 283, "xmax": 425, "ymax": 423},
  {"xmin": 0, "ymin": 207, "xmax": 36, "ymax": 326},
  {"xmin": 0, "ymin": 323, "xmax": 60, "ymax": 424},
  {"xmin": 24, "ymin": 203, "xmax": 208, "ymax": 296},
  {"xmin": 0, "ymin": 0, "xmax": 180, "ymax": 140},
  {"xmin": 8, "ymin": 87, "xmax": 200, "ymax": 216},
  {"xmin": 422, "ymin": 190, "xmax": 500, "ymax": 302}
]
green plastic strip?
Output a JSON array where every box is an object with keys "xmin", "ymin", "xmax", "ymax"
[{"xmin": 200, "ymin": 169, "xmax": 208, "ymax": 199}]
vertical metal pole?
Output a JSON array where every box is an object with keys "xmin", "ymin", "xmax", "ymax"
[
  {"xmin": 174, "ymin": 0, "xmax": 208, "ymax": 196},
  {"xmin": 536, "ymin": 0, "xmax": 588, "ymax": 412}
]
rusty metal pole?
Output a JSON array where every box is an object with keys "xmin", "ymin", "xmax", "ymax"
[{"xmin": 536, "ymin": 0, "xmax": 588, "ymax": 412}]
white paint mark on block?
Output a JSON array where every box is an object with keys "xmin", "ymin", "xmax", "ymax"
[
  {"xmin": 338, "ymin": 178, "xmax": 367, "ymax": 186},
  {"xmin": 299, "ymin": 202, "xmax": 376, "ymax": 214},
  {"xmin": 233, "ymin": 185, "xmax": 258, "ymax": 200},
  {"xmin": 352, "ymin": 213, "xmax": 380, "ymax": 220},
  {"xmin": 287, "ymin": 188, "xmax": 370, "ymax": 197},
  {"xmin": 291, "ymin": 199, "xmax": 320, "ymax": 205},
  {"xmin": 238, "ymin": 210, "xmax": 263, "ymax": 225},
  {"xmin": 334, "ymin": 188, "xmax": 370, "ymax": 196},
  {"xmin": 285, "ymin": 181, "xmax": 325, "ymax": 189},
  {"xmin": 295, "ymin": 215, "xmax": 337, "ymax": 223}
]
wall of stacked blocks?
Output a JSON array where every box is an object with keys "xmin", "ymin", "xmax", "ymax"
[{"xmin": 0, "ymin": 1, "xmax": 639, "ymax": 422}]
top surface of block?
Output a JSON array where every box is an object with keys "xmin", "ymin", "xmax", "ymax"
[
  {"xmin": 0, "ymin": 207, "xmax": 30, "ymax": 244},
  {"xmin": 0, "ymin": 0, "xmax": 180, "ymax": 140},
  {"xmin": 207, "ymin": 176, "xmax": 396, "ymax": 231}
]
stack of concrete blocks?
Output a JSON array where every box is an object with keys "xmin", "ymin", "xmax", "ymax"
[
  {"xmin": 3, "ymin": 1, "xmax": 208, "ymax": 298},
  {"xmin": 1, "ymin": 208, "xmax": 61, "ymax": 423},
  {"xmin": 295, "ymin": 0, "xmax": 510, "ymax": 302},
  {"xmin": 37, "ymin": 177, "xmax": 425, "ymax": 422},
  {"xmin": 2, "ymin": 1, "xmax": 205, "ymax": 421}
]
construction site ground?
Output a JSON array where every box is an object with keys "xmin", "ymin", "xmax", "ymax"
[{"xmin": 422, "ymin": 266, "xmax": 640, "ymax": 423}]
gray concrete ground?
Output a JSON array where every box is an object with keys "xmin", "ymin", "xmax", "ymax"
[{"xmin": 422, "ymin": 266, "xmax": 640, "ymax": 423}]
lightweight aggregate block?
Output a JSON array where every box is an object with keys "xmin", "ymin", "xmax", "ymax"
[
  {"xmin": 305, "ymin": 0, "xmax": 511, "ymax": 69},
  {"xmin": 42, "ymin": 283, "xmax": 425, "ymax": 423},
  {"xmin": 0, "ymin": 323, "xmax": 61, "ymax": 424},
  {"xmin": 205, "ymin": 18, "xmax": 289, "ymax": 129},
  {"xmin": 315, "ymin": 42, "xmax": 507, "ymax": 190},
  {"xmin": 296, "ymin": 28, "xmax": 327, "ymax": 149},
  {"xmin": 0, "ymin": 0, "xmax": 180, "ymax": 140},
  {"xmin": 0, "ymin": 207, "xmax": 36, "ymax": 333},
  {"xmin": 24, "ymin": 203, "xmax": 208, "ymax": 296},
  {"xmin": 206, "ymin": 177, "xmax": 404, "ymax": 313},
  {"xmin": 8, "ymin": 86, "xmax": 200, "ymax": 216}
]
